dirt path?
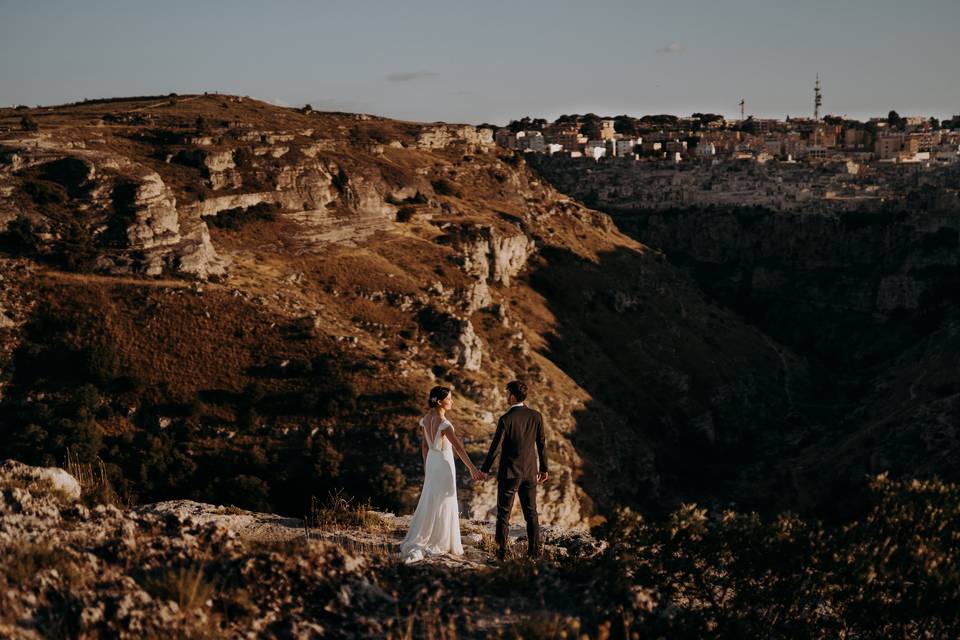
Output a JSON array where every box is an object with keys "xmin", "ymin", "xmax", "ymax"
[
  {"xmin": 37, "ymin": 269, "xmax": 215, "ymax": 290},
  {"xmin": 126, "ymin": 95, "xmax": 203, "ymax": 113}
]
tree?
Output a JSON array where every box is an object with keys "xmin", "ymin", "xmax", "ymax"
[
  {"xmin": 195, "ymin": 115, "xmax": 209, "ymax": 133},
  {"xmin": 887, "ymin": 110, "xmax": 905, "ymax": 130},
  {"xmin": 20, "ymin": 115, "xmax": 38, "ymax": 131}
]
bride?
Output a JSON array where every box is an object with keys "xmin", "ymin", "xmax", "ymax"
[{"xmin": 400, "ymin": 386, "xmax": 481, "ymax": 563}]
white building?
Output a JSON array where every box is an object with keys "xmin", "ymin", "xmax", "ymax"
[{"xmin": 584, "ymin": 145, "xmax": 607, "ymax": 160}]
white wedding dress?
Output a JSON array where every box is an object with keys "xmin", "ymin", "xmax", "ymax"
[{"xmin": 399, "ymin": 413, "xmax": 464, "ymax": 563}]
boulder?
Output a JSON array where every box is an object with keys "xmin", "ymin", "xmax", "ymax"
[{"xmin": 0, "ymin": 459, "xmax": 81, "ymax": 501}]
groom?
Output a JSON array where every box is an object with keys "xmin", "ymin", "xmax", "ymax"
[{"xmin": 479, "ymin": 380, "xmax": 548, "ymax": 560}]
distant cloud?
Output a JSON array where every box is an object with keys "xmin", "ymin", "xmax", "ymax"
[
  {"xmin": 265, "ymin": 97, "xmax": 291, "ymax": 107},
  {"xmin": 656, "ymin": 43, "xmax": 684, "ymax": 55},
  {"xmin": 386, "ymin": 71, "xmax": 440, "ymax": 82}
]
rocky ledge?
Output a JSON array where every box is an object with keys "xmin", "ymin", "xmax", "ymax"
[{"xmin": 0, "ymin": 461, "xmax": 608, "ymax": 639}]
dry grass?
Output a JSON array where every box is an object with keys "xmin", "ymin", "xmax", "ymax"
[
  {"xmin": 142, "ymin": 563, "xmax": 218, "ymax": 611},
  {"xmin": 304, "ymin": 489, "xmax": 390, "ymax": 535},
  {"xmin": 63, "ymin": 448, "xmax": 122, "ymax": 507},
  {"xmin": 386, "ymin": 599, "xmax": 459, "ymax": 640},
  {"xmin": 509, "ymin": 611, "xmax": 584, "ymax": 640},
  {"xmin": 0, "ymin": 540, "xmax": 79, "ymax": 586}
]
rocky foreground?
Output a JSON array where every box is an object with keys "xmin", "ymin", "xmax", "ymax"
[
  {"xmin": 0, "ymin": 460, "xmax": 610, "ymax": 639},
  {"xmin": 6, "ymin": 459, "xmax": 960, "ymax": 639}
]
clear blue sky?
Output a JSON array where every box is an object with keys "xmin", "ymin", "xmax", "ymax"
[{"xmin": 2, "ymin": 0, "xmax": 958, "ymax": 124}]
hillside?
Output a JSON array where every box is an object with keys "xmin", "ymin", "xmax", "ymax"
[{"xmin": 0, "ymin": 94, "xmax": 805, "ymax": 524}]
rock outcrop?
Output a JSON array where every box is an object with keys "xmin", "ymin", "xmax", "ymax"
[
  {"xmin": 0, "ymin": 461, "xmax": 608, "ymax": 639},
  {"xmin": 0, "ymin": 138, "xmax": 226, "ymax": 279}
]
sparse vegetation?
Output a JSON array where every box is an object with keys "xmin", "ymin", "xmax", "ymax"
[
  {"xmin": 305, "ymin": 489, "xmax": 389, "ymax": 535},
  {"xmin": 431, "ymin": 178, "xmax": 462, "ymax": 198},
  {"xmin": 142, "ymin": 563, "xmax": 219, "ymax": 611},
  {"xmin": 207, "ymin": 202, "xmax": 278, "ymax": 230},
  {"xmin": 396, "ymin": 205, "xmax": 417, "ymax": 222}
]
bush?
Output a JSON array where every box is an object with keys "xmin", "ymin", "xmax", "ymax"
[
  {"xmin": 594, "ymin": 474, "xmax": 960, "ymax": 637},
  {"xmin": 431, "ymin": 178, "xmax": 461, "ymax": 198},
  {"xmin": 4, "ymin": 215, "xmax": 40, "ymax": 254},
  {"xmin": 332, "ymin": 166, "xmax": 349, "ymax": 194},
  {"xmin": 20, "ymin": 115, "xmax": 38, "ymax": 131},
  {"xmin": 396, "ymin": 206, "xmax": 417, "ymax": 222},
  {"xmin": 23, "ymin": 181, "xmax": 64, "ymax": 206},
  {"xmin": 208, "ymin": 202, "xmax": 278, "ymax": 230}
]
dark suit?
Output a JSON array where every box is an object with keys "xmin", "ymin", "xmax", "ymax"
[{"xmin": 480, "ymin": 404, "xmax": 548, "ymax": 558}]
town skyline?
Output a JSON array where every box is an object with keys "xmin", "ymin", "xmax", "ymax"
[{"xmin": 2, "ymin": 0, "xmax": 958, "ymax": 125}]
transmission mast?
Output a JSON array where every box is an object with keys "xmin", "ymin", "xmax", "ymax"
[
  {"xmin": 814, "ymin": 73, "xmax": 822, "ymax": 121},
  {"xmin": 739, "ymin": 98, "xmax": 745, "ymax": 121}
]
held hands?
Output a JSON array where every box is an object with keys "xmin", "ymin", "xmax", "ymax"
[
  {"xmin": 470, "ymin": 468, "xmax": 490, "ymax": 482},
  {"xmin": 537, "ymin": 471, "xmax": 549, "ymax": 484}
]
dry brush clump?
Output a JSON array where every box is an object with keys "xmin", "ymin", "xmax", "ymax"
[{"xmin": 589, "ymin": 473, "xmax": 960, "ymax": 638}]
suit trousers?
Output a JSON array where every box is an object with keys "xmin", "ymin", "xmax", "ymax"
[{"xmin": 495, "ymin": 478, "xmax": 539, "ymax": 557}]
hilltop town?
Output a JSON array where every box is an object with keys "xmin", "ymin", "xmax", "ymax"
[{"xmin": 492, "ymin": 101, "xmax": 960, "ymax": 213}]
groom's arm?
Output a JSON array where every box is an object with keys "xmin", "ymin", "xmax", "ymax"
[
  {"xmin": 481, "ymin": 417, "xmax": 505, "ymax": 474},
  {"xmin": 536, "ymin": 413, "xmax": 548, "ymax": 474}
]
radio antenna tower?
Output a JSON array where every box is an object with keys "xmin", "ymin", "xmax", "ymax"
[
  {"xmin": 814, "ymin": 74, "xmax": 822, "ymax": 121},
  {"xmin": 739, "ymin": 98, "xmax": 745, "ymax": 121}
]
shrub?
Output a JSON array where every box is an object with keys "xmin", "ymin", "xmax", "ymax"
[
  {"xmin": 595, "ymin": 474, "xmax": 960, "ymax": 637},
  {"xmin": 208, "ymin": 202, "xmax": 278, "ymax": 230},
  {"xmin": 396, "ymin": 206, "xmax": 417, "ymax": 222},
  {"xmin": 4, "ymin": 215, "xmax": 40, "ymax": 254},
  {"xmin": 23, "ymin": 180, "xmax": 64, "ymax": 206},
  {"xmin": 431, "ymin": 178, "xmax": 461, "ymax": 198},
  {"xmin": 142, "ymin": 563, "xmax": 218, "ymax": 611},
  {"xmin": 212, "ymin": 475, "xmax": 271, "ymax": 512},
  {"xmin": 20, "ymin": 115, "xmax": 38, "ymax": 131},
  {"xmin": 332, "ymin": 166, "xmax": 350, "ymax": 194}
]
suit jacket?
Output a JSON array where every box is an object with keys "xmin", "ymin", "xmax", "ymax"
[{"xmin": 481, "ymin": 405, "xmax": 548, "ymax": 481}]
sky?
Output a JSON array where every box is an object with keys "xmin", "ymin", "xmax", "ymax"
[{"xmin": 1, "ymin": 0, "xmax": 958, "ymax": 125}]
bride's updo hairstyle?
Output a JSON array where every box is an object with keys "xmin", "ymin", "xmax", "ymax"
[{"xmin": 428, "ymin": 386, "xmax": 451, "ymax": 408}]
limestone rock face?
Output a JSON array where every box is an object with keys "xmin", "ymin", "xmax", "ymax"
[
  {"xmin": 119, "ymin": 171, "xmax": 181, "ymax": 252},
  {"xmin": 0, "ymin": 139, "xmax": 226, "ymax": 280},
  {"xmin": 0, "ymin": 459, "xmax": 81, "ymax": 502},
  {"xmin": 417, "ymin": 307, "xmax": 484, "ymax": 372},
  {"xmin": 459, "ymin": 226, "xmax": 535, "ymax": 287},
  {"xmin": 0, "ymin": 304, "xmax": 13, "ymax": 329},
  {"xmin": 417, "ymin": 125, "xmax": 495, "ymax": 150},
  {"xmin": 455, "ymin": 318, "xmax": 483, "ymax": 372}
]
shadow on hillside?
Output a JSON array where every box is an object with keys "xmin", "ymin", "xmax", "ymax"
[{"xmin": 527, "ymin": 243, "xmax": 806, "ymax": 517}]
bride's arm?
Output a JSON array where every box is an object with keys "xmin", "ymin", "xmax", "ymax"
[{"xmin": 443, "ymin": 427, "xmax": 480, "ymax": 479}]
